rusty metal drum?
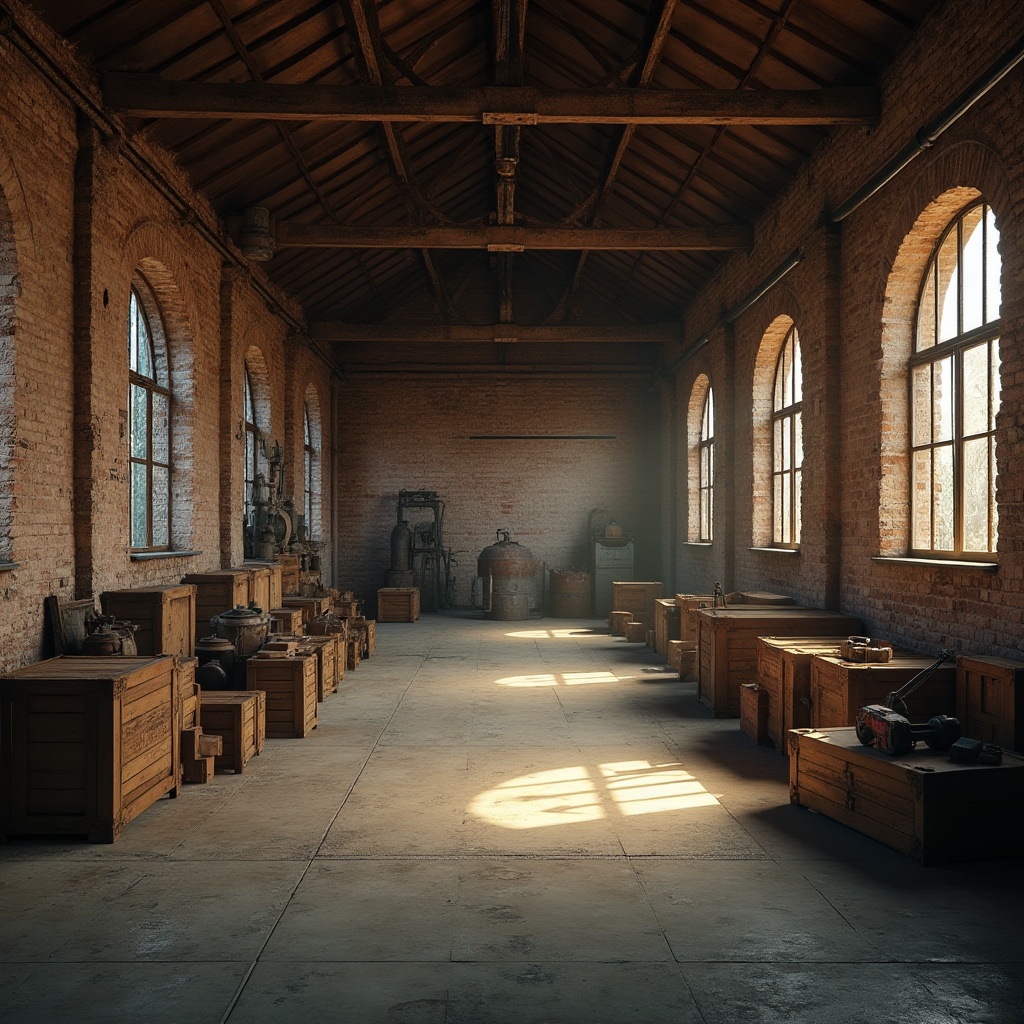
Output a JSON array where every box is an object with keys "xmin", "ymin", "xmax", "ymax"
[
  {"xmin": 548, "ymin": 570, "xmax": 591, "ymax": 617},
  {"xmin": 477, "ymin": 530, "xmax": 538, "ymax": 621}
]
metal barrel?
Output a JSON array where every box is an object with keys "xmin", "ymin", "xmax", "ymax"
[
  {"xmin": 477, "ymin": 530, "xmax": 537, "ymax": 620},
  {"xmin": 548, "ymin": 570, "xmax": 591, "ymax": 617}
]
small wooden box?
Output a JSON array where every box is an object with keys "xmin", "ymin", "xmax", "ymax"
[
  {"xmin": 697, "ymin": 608, "xmax": 862, "ymax": 718},
  {"xmin": 624, "ymin": 620, "xmax": 648, "ymax": 642},
  {"xmin": 674, "ymin": 595, "xmax": 716, "ymax": 643},
  {"xmin": 956, "ymin": 654, "xmax": 1024, "ymax": 751},
  {"xmin": 377, "ymin": 588, "xmax": 420, "ymax": 622},
  {"xmin": 100, "ymin": 584, "xmax": 197, "ymax": 658},
  {"xmin": 297, "ymin": 634, "xmax": 340, "ymax": 701},
  {"xmin": 200, "ymin": 690, "xmax": 265, "ymax": 773},
  {"xmin": 668, "ymin": 640, "xmax": 697, "ymax": 680},
  {"xmin": 789, "ymin": 727, "xmax": 1024, "ymax": 864},
  {"xmin": 608, "ymin": 610, "xmax": 632, "ymax": 635},
  {"xmin": 0, "ymin": 656, "xmax": 181, "ymax": 842},
  {"xmin": 809, "ymin": 653, "xmax": 956, "ymax": 729},
  {"xmin": 610, "ymin": 582, "xmax": 663, "ymax": 625},
  {"xmin": 270, "ymin": 607, "xmax": 304, "ymax": 634},
  {"xmin": 246, "ymin": 654, "xmax": 317, "ymax": 738},
  {"xmin": 182, "ymin": 570, "xmax": 251, "ymax": 644},
  {"xmin": 275, "ymin": 553, "xmax": 301, "ymax": 596},
  {"xmin": 740, "ymin": 683, "xmax": 769, "ymax": 744},
  {"xmin": 757, "ymin": 636, "xmax": 847, "ymax": 750},
  {"xmin": 334, "ymin": 599, "xmax": 359, "ymax": 619},
  {"xmin": 245, "ymin": 561, "xmax": 284, "ymax": 611},
  {"xmin": 653, "ymin": 599, "xmax": 681, "ymax": 656},
  {"xmin": 347, "ymin": 637, "xmax": 361, "ymax": 671},
  {"xmin": 354, "ymin": 618, "xmax": 376, "ymax": 657},
  {"xmin": 281, "ymin": 595, "xmax": 331, "ymax": 624},
  {"xmin": 240, "ymin": 565, "xmax": 272, "ymax": 615}
]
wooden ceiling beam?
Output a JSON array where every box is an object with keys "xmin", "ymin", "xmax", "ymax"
[
  {"xmin": 309, "ymin": 322, "xmax": 681, "ymax": 343},
  {"xmin": 101, "ymin": 74, "xmax": 879, "ymax": 124},
  {"xmin": 272, "ymin": 222, "xmax": 752, "ymax": 250}
]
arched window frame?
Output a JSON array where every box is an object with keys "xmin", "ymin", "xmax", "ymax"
[
  {"xmin": 128, "ymin": 283, "xmax": 171, "ymax": 551},
  {"xmin": 771, "ymin": 326, "xmax": 802, "ymax": 548},
  {"xmin": 909, "ymin": 200, "xmax": 1001, "ymax": 559},
  {"xmin": 698, "ymin": 387, "xmax": 714, "ymax": 542},
  {"xmin": 243, "ymin": 363, "xmax": 261, "ymax": 528}
]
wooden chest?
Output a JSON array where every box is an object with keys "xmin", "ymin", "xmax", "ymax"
[
  {"xmin": 809, "ymin": 653, "xmax": 956, "ymax": 729},
  {"xmin": 270, "ymin": 607, "xmax": 304, "ymax": 634},
  {"xmin": 244, "ymin": 560, "xmax": 283, "ymax": 611},
  {"xmin": 653, "ymin": 599, "xmax": 680, "ymax": 656},
  {"xmin": 182, "ymin": 570, "xmax": 251, "ymax": 644},
  {"xmin": 610, "ymin": 582, "xmax": 663, "ymax": 625},
  {"xmin": 199, "ymin": 690, "xmax": 265, "ymax": 773},
  {"xmin": 377, "ymin": 588, "xmax": 420, "ymax": 622},
  {"xmin": 246, "ymin": 654, "xmax": 318, "ymax": 738},
  {"xmin": 100, "ymin": 584, "xmax": 197, "ymax": 658},
  {"xmin": 789, "ymin": 727, "xmax": 1024, "ymax": 864},
  {"xmin": 275, "ymin": 553, "xmax": 301, "ymax": 596},
  {"xmin": 296, "ymin": 634, "xmax": 340, "ymax": 701},
  {"xmin": 0, "ymin": 656, "xmax": 181, "ymax": 842},
  {"xmin": 956, "ymin": 654, "xmax": 1024, "ymax": 751},
  {"xmin": 740, "ymin": 683, "xmax": 769, "ymax": 744},
  {"xmin": 281, "ymin": 594, "xmax": 331, "ymax": 624},
  {"xmin": 757, "ymin": 636, "xmax": 847, "ymax": 750},
  {"xmin": 697, "ymin": 608, "xmax": 862, "ymax": 718}
]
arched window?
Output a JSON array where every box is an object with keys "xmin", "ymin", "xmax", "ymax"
[
  {"xmin": 303, "ymin": 401, "xmax": 315, "ymax": 538},
  {"xmin": 243, "ymin": 363, "xmax": 260, "ymax": 527},
  {"xmin": 698, "ymin": 387, "xmax": 714, "ymax": 542},
  {"xmin": 771, "ymin": 326, "xmax": 802, "ymax": 547},
  {"xmin": 128, "ymin": 283, "xmax": 171, "ymax": 551},
  {"xmin": 911, "ymin": 200, "xmax": 1000, "ymax": 557}
]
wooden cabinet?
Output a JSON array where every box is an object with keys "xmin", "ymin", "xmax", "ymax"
[
  {"xmin": 696, "ymin": 608, "xmax": 862, "ymax": 718},
  {"xmin": 200, "ymin": 690, "xmax": 265, "ymax": 773},
  {"xmin": 100, "ymin": 584, "xmax": 196, "ymax": 658},
  {"xmin": 790, "ymin": 726, "xmax": 1024, "ymax": 864},
  {"xmin": 377, "ymin": 588, "xmax": 420, "ymax": 622},
  {"xmin": 610, "ymin": 582, "xmax": 663, "ymax": 625},
  {"xmin": 181, "ymin": 570, "xmax": 251, "ymax": 644},
  {"xmin": 0, "ymin": 656, "xmax": 180, "ymax": 842},
  {"xmin": 809, "ymin": 653, "xmax": 956, "ymax": 729},
  {"xmin": 246, "ymin": 655, "xmax": 317, "ymax": 738},
  {"xmin": 956, "ymin": 654, "xmax": 1024, "ymax": 751}
]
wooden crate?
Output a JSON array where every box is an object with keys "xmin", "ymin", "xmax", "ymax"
[
  {"xmin": 246, "ymin": 654, "xmax": 317, "ymax": 738},
  {"xmin": 697, "ymin": 608, "xmax": 862, "ymax": 718},
  {"xmin": 275, "ymin": 553, "xmax": 301, "ymax": 596},
  {"xmin": 100, "ymin": 584, "xmax": 197, "ymax": 658},
  {"xmin": 240, "ymin": 565, "xmax": 272, "ymax": 615},
  {"xmin": 610, "ymin": 582, "xmax": 663, "ymax": 625},
  {"xmin": 182, "ymin": 570, "xmax": 251, "ymax": 644},
  {"xmin": 789, "ymin": 727, "xmax": 1024, "ymax": 864},
  {"xmin": 244, "ymin": 561, "xmax": 284, "ymax": 612},
  {"xmin": 674, "ymin": 595, "xmax": 716, "ymax": 643},
  {"xmin": 178, "ymin": 657, "xmax": 199, "ymax": 730},
  {"xmin": 0, "ymin": 656, "xmax": 181, "ymax": 842},
  {"xmin": 653, "ymin": 599, "xmax": 681, "ymax": 656},
  {"xmin": 297, "ymin": 634, "xmax": 340, "ymax": 701},
  {"xmin": 355, "ymin": 618, "xmax": 376, "ymax": 656},
  {"xmin": 608, "ymin": 610, "xmax": 632, "ymax": 635},
  {"xmin": 809, "ymin": 653, "xmax": 957, "ymax": 729},
  {"xmin": 270, "ymin": 607, "xmax": 304, "ymax": 634},
  {"xmin": 200, "ymin": 690, "xmax": 265, "ymax": 773},
  {"xmin": 624, "ymin": 620, "xmax": 647, "ymax": 642},
  {"xmin": 281, "ymin": 594, "xmax": 331, "ymax": 624},
  {"xmin": 668, "ymin": 640, "xmax": 697, "ymax": 680},
  {"xmin": 347, "ymin": 637, "xmax": 362, "ymax": 671},
  {"xmin": 334, "ymin": 599, "xmax": 359, "ymax": 619},
  {"xmin": 740, "ymin": 683, "xmax": 769, "ymax": 744},
  {"xmin": 956, "ymin": 654, "xmax": 1024, "ymax": 751},
  {"xmin": 757, "ymin": 637, "xmax": 848, "ymax": 750},
  {"xmin": 377, "ymin": 588, "xmax": 420, "ymax": 622}
]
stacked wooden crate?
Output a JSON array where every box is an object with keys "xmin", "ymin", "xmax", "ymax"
[
  {"xmin": 200, "ymin": 690, "xmax": 266, "ymax": 773},
  {"xmin": 246, "ymin": 652, "xmax": 318, "ymax": 738},
  {"xmin": 100, "ymin": 584, "xmax": 197, "ymax": 658},
  {"xmin": 182, "ymin": 570, "xmax": 251, "ymax": 645},
  {"xmin": 0, "ymin": 655, "xmax": 181, "ymax": 842},
  {"xmin": 275, "ymin": 553, "xmax": 301, "ymax": 596},
  {"xmin": 956, "ymin": 654, "xmax": 1024, "ymax": 751},
  {"xmin": 270, "ymin": 607, "xmax": 304, "ymax": 634},
  {"xmin": 281, "ymin": 594, "xmax": 332, "ymax": 625},
  {"xmin": 610, "ymin": 582, "xmax": 663, "ymax": 626},
  {"xmin": 653, "ymin": 599, "xmax": 680, "ymax": 657},
  {"xmin": 377, "ymin": 587, "xmax": 420, "ymax": 622}
]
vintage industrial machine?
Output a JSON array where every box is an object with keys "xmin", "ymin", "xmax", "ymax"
[
  {"xmin": 388, "ymin": 490, "xmax": 454, "ymax": 611},
  {"xmin": 473, "ymin": 529, "xmax": 538, "ymax": 621}
]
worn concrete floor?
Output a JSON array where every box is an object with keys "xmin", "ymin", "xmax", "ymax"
[{"xmin": 1, "ymin": 613, "xmax": 1022, "ymax": 1023}]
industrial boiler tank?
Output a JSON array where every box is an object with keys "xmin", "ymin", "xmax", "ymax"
[{"xmin": 476, "ymin": 530, "xmax": 538, "ymax": 621}]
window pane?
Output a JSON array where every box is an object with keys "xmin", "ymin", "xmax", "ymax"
[
  {"xmin": 985, "ymin": 205, "xmax": 1001, "ymax": 320},
  {"xmin": 960, "ymin": 205, "xmax": 985, "ymax": 334},
  {"xmin": 962, "ymin": 342, "xmax": 990, "ymax": 437},
  {"xmin": 916, "ymin": 266, "xmax": 936, "ymax": 352},
  {"xmin": 934, "ymin": 356, "xmax": 953, "ymax": 443},
  {"xmin": 152, "ymin": 466, "xmax": 169, "ymax": 547},
  {"xmin": 794, "ymin": 470, "xmax": 802, "ymax": 545},
  {"xmin": 911, "ymin": 364, "xmax": 931, "ymax": 447},
  {"xmin": 991, "ymin": 340, "xmax": 1001, "ymax": 431},
  {"xmin": 130, "ymin": 383, "xmax": 148, "ymax": 459},
  {"xmin": 781, "ymin": 473, "xmax": 791, "ymax": 543},
  {"xmin": 131, "ymin": 462, "xmax": 148, "ymax": 548},
  {"xmin": 962, "ymin": 437, "xmax": 991, "ymax": 552},
  {"xmin": 705, "ymin": 390, "xmax": 714, "ymax": 438},
  {"xmin": 937, "ymin": 228, "xmax": 960, "ymax": 342},
  {"xmin": 792, "ymin": 333, "xmax": 802, "ymax": 404},
  {"xmin": 136, "ymin": 309, "xmax": 153, "ymax": 380},
  {"xmin": 129, "ymin": 291, "xmax": 139, "ymax": 371},
  {"xmin": 933, "ymin": 444, "xmax": 954, "ymax": 550},
  {"xmin": 782, "ymin": 415, "xmax": 791, "ymax": 471},
  {"xmin": 912, "ymin": 449, "xmax": 932, "ymax": 549},
  {"xmin": 794, "ymin": 412, "xmax": 803, "ymax": 470},
  {"xmin": 774, "ymin": 355, "xmax": 784, "ymax": 410},
  {"xmin": 152, "ymin": 391, "xmax": 169, "ymax": 463},
  {"xmin": 773, "ymin": 475, "xmax": 783, "ymax": 544},
  {"xmin": 773, "ymin": 418, "xmax": 783, "ymax": 471}
]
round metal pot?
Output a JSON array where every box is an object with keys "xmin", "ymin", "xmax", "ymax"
[
  {"xmin": 210, "ymin": 604, "xmax": 271, "ymax": 658},
  {"xmin": 477, "ymin": 530, "xmax": 538, "ymax": 621}
]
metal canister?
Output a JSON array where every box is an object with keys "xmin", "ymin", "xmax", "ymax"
[
  {"xmin": 476, "ymin": 530, "xmax": 538, "ymax": 621},
  {"xmin": 210, "ymin": 604, "xmax": 271, "ymax": 658}
]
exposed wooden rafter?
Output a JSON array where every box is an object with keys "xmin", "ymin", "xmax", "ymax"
[
  {"xmin": 310, "ymin": 322, "xmax": 682, "ymax": 344},
  {"xmin": 101, "ymin": 74, "xmax": 879, "ymax": 125}
]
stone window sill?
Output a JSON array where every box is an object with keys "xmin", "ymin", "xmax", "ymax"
[
  {"xmin": 683, "ymin": 541, "xmax": 713, "ymax": 548},
  {"xmin": 130, "ymin": 550, "xmax": 202, "ymax": 562},
  {"xmin": 871, "ymin": 555, "xmax": 997, "ymax": 571},
  {"xmin": 748, "ymin": 546, "xmax": 799, "ymax": 556}
]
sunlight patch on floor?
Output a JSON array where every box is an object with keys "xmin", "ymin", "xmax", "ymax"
[
  {"xmin": 504, "ymin": 628, "xmax": 606, "ymax": 639},
  {"xmin": 495, "ymin": 671, "xmax": 619, "ymax": 687}
]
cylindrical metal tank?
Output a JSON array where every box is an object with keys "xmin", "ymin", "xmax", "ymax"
[
  {"xmin": 548, "ymin": 570, "xmax": 591, "ymax": 617},
  {"xmin": 477, "ymin": 530, "xmax": 537, "ymax": 620}
]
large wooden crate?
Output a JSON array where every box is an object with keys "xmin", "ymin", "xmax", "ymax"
[
  {"xmin": 182, "ymin": 570, "xmax": 251, "ymax": 644},
  {"xmin": 739, "ymin": 683, "xmax": 769, "ymax": 744},
  {"xmin": 809, "ymin": 653, "xmax": 956, "ymax": 729},
  {"xmin": 674, "ymin": 595, "xmax": 716, "ymax": 643},
  {"xmin": 178, "ymin": 657, "xmax": 199, "ymax": 730},
  {"xmin": 281, "ymin": 594, "xmax": 331, "ymax": 624},
  {"xmin": 239, "ymin": 565, "xmax": 272, "ymax": 615},
  {"xmin": 244, "ymin": 560, "xmax": 283, "ymax": 611},
  {"xmin": 296, "ymin": 634, "xmax": 340, "ymax": 701},
  {"xmin": 956, "ymin": 654, "xmax": 1024, "ymax": 751},
  {"xmin": 377, "ymin": 588, "xmax": 420, "ymax": 622},
  {"xmin": 246, "ymin": 655, "xmax": 317, "ymax": 738},
  {"xmin": 789, "ymin": 727, "xmax": 1024, "ymax": 864},
  {"xmin": 100, "ymin": 584, "xmax": 197, "ymax": 658},
  {"xmin": 0, "ymin": 656, "xmax": 181, "ymax": 842},
  {"xmin": 697, "ymin": 608, "xmax": 862, "ymax": 718},
  {"xmin": 610, "ymin": 582, "xmax": 663, "ymax": 625},
  {"xmin": 200, "ymin": 690, "xmax": 265, "ymax": 773},
  {"xmin": 274, "ymin": 553, "xmax": 301, "ymax": 596},
  {"xmin": 653, "ymin": 599, "xmax": 681, "ymax": 657},
  {"xmin": 757, "ymin": 636, "xmax": 848, "ymax": 750}
]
